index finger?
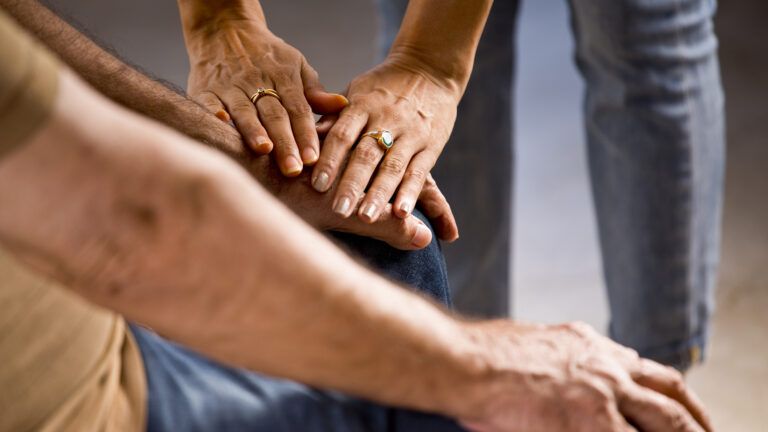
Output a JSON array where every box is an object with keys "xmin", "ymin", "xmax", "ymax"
[
  {"xmin": 631, "ymin": 359, "xmax": 713, "ymax": 432},
  {"xmin": 277, "ymin": 85, "xmax": 320, "ymax": 165},
  {"xmin": 311, "ymin": 106, "xmax": 369, "ymax": 192}
]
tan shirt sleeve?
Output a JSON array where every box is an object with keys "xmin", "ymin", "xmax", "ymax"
[{"xmin": 0, "ymin": 9, "xmax": 59, "ymax": 159}]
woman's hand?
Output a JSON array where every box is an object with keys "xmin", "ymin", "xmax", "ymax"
[
  {"xmin": 182, "ymin": 12, "xmax": 347, "ymax": 176},
  {"xmin": 310, "ymin": 60, "xmax": 461, "ymax": 223}
]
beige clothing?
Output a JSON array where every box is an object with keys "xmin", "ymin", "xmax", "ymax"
[{"xmin": 0, "ymin": 10, "xmax": 146, "ymax": 432}]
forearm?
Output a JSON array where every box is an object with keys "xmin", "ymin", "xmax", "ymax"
[
  {"xmin": 177, "ymin": 0, "xmax": 266, "ymax": 36},
  {"xmin": 0, "ymin": 69, "xmax": 485, "ymax": 420},
  {"xmin": 388, "ymin": 0, "xmax": 493, "ymax": 96},
  {"xmin": 0, "ymin": 0, "xmax": 251, "ymax": 165}
]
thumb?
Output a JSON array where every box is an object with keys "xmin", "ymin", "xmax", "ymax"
[
  {"xmin": 417, "ymin": 174, "xmax": 459, "ymax": 242},
  {"xmin": 333, "ymin": 204, "xmax": 433, "ymax": 251},
  {"xmin": 301, "ymin": 60, "xmax": 349, "ymax": 115}
]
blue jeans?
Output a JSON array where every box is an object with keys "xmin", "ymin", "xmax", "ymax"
[
  {"xmin": 131, "ymin": 210, "xmax": 466, "ymax": 431},
  {"xmin": 377, "ymin": 0, "xmax": 725, "ymax": 370}
]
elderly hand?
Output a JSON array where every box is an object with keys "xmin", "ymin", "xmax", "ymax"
[
  {"xmin": 248, "ymin": 155, "xmax": 458, "ymax": 249},
  {"xmin": 461, "ymin": 321, "xmax": 712, "ymax": 432},
  {"xmin": 310, "ymin": 59, "xmax": 461, "ymax": 224},
  {"xmin": 181, "ymin": 8, "xmax": 348, "ymax": 177}
]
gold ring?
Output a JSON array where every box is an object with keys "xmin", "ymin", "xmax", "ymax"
[
  {"xmin": 361, "ymin": 130, "xmax": 395, "ymax": 151},
  {"xmin": 249, "ymin": 88, "xmax": 282, "ymax": 104}
]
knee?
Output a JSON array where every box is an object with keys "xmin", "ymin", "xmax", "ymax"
[
  {"xmin": 329, "ymin": 209, "xmax": 451, "ymax": 306},
  {"xmin": 572, "ymin": 0, "xmax": 725, "ymax": 132},
  {"xmin": 577, "ymin": 0, "xmax": 718, "ymax": 65},
  {"xmin": 574, "ymin": 0, "xmax": 720, "ymax": 98}
]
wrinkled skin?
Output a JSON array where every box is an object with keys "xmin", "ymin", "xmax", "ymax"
[
  {"xmin": 185, "ymin": 16, "xmax": 347, "ymax": 176},
  {"xmin": 309, "ymin": 60, "xmax": 460, "ymax": 224},
  {"xmin": 461, "ymin": 321, "xmax": 713, "ymax": 432},
  {"xmin": 248, "ymin": 155, "xmax": 457, "ymax": 250}
]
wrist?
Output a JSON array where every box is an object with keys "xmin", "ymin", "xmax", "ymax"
[
  {"xmin": 409, "ymin": 321, "xmax": 495, "ymax": 420},
  {"xmin": 178, "ymin": 0, "xmax": 267, "ymax": 42},
  {"xmin": 384, "ymin": 47, "xmax": 470, "ymax": 100},
  {"xmin": 442, "ymin": 321, "xmax": 526, "ymax": 422}
]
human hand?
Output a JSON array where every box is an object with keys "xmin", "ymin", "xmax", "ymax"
[
  {"xmin": 460, "ymin": 321, "xmax": 712, "ymax": 432},
  {"xmin": 309, "ymin": 60, "xmax": 461, "ymax": 224},
  {"xmin": 248, "ymin": 156, "xmax": 457, "ymax": 249},
  {"xmin": 183, "ymin": 12, "xmax": 347, "ymax": 176}
]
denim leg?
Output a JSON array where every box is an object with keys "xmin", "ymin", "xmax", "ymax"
[
  {"xmin": 376, "ymin": 0, "xmax": 520, "ymax": 317},
  {"xmin": 329, "ymin": 209, "xmax": 450, "ymax": 305},
  {"xmin": 132, "ymin": 209, "xmax": 466, "ymax": 431},
  {"xmin": 567, "ymin": 0, "xmax": 726, "ymax": 370}
]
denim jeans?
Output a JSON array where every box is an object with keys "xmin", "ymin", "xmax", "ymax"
[
  {"xmin": 377, "ymin": 0, "xmax": 725, "ymax": 370},
  {"xmin": 130, "ymin": 209, "xmax": 466, "ymax": 432}
]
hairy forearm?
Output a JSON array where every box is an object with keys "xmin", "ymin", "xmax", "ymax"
[
  {"xmin": 0, "ymin": 69, "xmax": 485, "ymax": 420},
  {"xmin": 388, "ymin": 0, "xmax": 493, "ymax": 96},
  {"xmin": 0, "ymin": 0, "xmax": 253, "ymax": 166}
]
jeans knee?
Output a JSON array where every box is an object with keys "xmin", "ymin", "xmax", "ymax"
[
  {"xmin": 573, "ymin": 0, "xmax": 720, "ymax": 113},
  {"xmin": 329, "ymin": 210, "xmax": 451, "ymax": 306}
]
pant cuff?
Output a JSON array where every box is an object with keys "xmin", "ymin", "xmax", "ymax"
[{"xmin": 637, "ymin": 330, "xmax": 708, "ymax": 372}]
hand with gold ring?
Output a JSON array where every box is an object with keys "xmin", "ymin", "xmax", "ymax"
[
  {"xmin": 311, "ymin": 61, "xmax": 461, "ymax": 230},
  {"xmin": 178, "ymin": 0, "xmax": 348, "ymax": 176}
]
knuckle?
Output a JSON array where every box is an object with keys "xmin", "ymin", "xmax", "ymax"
[
  {"xmin": 337, "ymin": 179, "xmax": 364, "ymax": 198},
  {"xmin": 404, "ymin": 166, "xmax": 428, "ymax": 184},
  {"xmin": 303, "ymin": 61, "xmax": 319, "ymax": 79},
  {"xmin": 196, "ymin": 91, "xmax": 219, "ymax": 105},
  {"xmin": 424, "ymin": 173, "xmax": 437, "ymax": 187},
  {"xmin": 284, "ymin": 99, "xmax": 312, "ymax": 117},
  {"xmin": 296, "ymin": 131, "xmax": 319, "ymax": 147},
  {"xmin": 260, "ymin": 106, "xmax": 288, "ymax": 123},
  {"xmin": 379, "ymin": 155, "xmax": 408, "ymax": 175},
  {"xmin": 364, "ymin": 188, "xmax": 389, "ymax": 206},
  {"xmin": 587, "ymin": 383, "xmax": 614, "ymax": 405},
  {"xmin": 328, "ymin": 126, "xmax": 358, "ymax": 145},
  {"xmin": 230, "ymin": 99, "xmax": 255, "ymax": 114},
  {"xmin": 318, "ymin": 154, "xmax": 341, "ymax": 171},
  {"xmin": 274, "ymin": 139, "xmax": 295, "ymax": 153},
  {"xmin": 354, "ymin": 145, "xmax": 383, "ymax": 165},
  {"xmin": 341, "ymin": 109, "xmax": 366, "ymax": 124},
  {"xmin": 623, "ymin": 347, "xmax": 640, "ymax": 360},
  {"xmin": 565, "ymin": 321, "xmax": 594, "ymax": 335},
  {"xmin": 669, "ymin": 371, "xmax": 686, "ymax": 393}
]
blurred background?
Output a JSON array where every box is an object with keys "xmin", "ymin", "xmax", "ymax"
[{"xmin": 45, "ymin": 0, "xmax": 767, "ymax": 430}]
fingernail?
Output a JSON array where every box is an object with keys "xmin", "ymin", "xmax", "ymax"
[
  {"xmin": 361, "ymin": 202, "xmax": 378, "ymax": 221},
  {"xmin": 312, "ymin": 171, "xmax": 330, "ymax": 192},
  {"xmin": 333, "ymin": 94, "xmax": 349, "ymax": 106},
  {"xmin": 302, "ymin": 147, "xmax": 318, "ymax": 164},
  {"xmin": 254, "ymin": 139, "xmax": 272, "ymax": 154},
  {"xmin": 215, "ymin": 110, "xmax": 230, "ymax": 122},
  {"xmin": 284, "ymin": 156, "xmax": 302, "ymax": 176},
  {"xmin": 398, "ymin": 200, "xmax": 412, "ymax": 216},
  {"xmin": 411, "ymin": 223, "xmax": 431, "ymax": 248},
  {"xmin": 334, "ymin": 196, "xmax": 352, "ymax": 216}
]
